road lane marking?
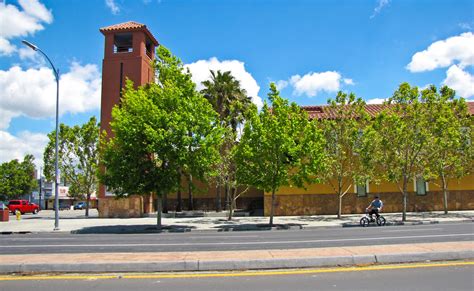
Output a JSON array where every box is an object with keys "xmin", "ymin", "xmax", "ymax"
[
  {"xmin": 0, "ymin": 261, "xmax": 472, "ymax": 281},
  {"xmin": 382, "ymin": 228, "xmax": 443, "ymax": 232},
  {"xmin": 0, "ymin": 233, "xmax": 472, "ymax": 248}
]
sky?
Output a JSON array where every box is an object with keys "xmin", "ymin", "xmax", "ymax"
[{"xmin": 0, "ymin": 0, "xmax": 473, "ymax": 170}]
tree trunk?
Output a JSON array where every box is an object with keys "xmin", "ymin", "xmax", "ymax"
[
  {"xmin": 337, "ymin": 192, "xmax": 342, "ymax": 219},
  {"xmin": 442, "ymin": 174, "xmax": 448, "ymax": 215},
  {"xmin": 228, "ymin": 188, "xmax": 236, "ymax": 221},
  {"xmin": 216, "ymin": 184, "xmax": 221, "ymax": 212},
  {"xmin": 176, "ymin": 171, "xmax": 182, "ymax": 212},
  {"xmin": 85, "ymin": 193, "xmax": 91, "ymax": 217},
  {"xmin": 162, "ymin": 192, "xmax": 168, "ymax": 214},
  {"xmin": 176, "ymin": 190, "xmax": 182, "ymax": 213},
  {"xmin": 402, "ymin": 177, "xmax": 408, "ymax": 222},
  {"xmin": 224, "ymin": 181, "xmax": 229, "ymax": 210},
  {"xmin": 269, "ymin": 189, "xmax": 276, "ymax": 226},
  {"xmin": 156, "ymin": 195, "xmax": 162, "ymax": 231},
  {"xmin": 188, "ymin": 174, "xmax": 194, "ymax": 211}
]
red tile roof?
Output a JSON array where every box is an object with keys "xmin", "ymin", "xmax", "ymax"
[
  {"xmin": 302, "ymin": 102, "xmax": 474, "ymax": 120},
  {"xmin": 100, "ymin": 21, "xmax": 146, "ymax": 31},
  {"xmin": 100, "ymin": 21, "xmax": 159, "ymax": 45}
]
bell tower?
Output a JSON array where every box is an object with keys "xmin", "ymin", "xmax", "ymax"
[
  {"xmin": 98, "ymin": 21, "xmax": 159, "ymax": 216},
  {"xmin": 99, "ymin": 21, "xmax": 158, "ymax": 136}
]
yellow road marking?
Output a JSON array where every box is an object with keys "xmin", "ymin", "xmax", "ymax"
[{"xmin": 0, "ymin": 261, "xmax": 472, "ymax": 281}]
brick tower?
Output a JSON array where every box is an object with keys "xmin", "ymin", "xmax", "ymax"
[{"xmin": 98, "ymin": 21, "xmax": 159, "ymax": 217}]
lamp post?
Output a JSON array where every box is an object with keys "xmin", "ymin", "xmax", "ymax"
[{"xmin": 22, "ymin": 40, "xmax": 60, "ymax": 230}]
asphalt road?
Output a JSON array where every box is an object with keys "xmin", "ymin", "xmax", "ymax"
[
  {"xmin": 0, "ymin": 222, "xmax": 472, "ymax": 254},
  {"xmin": 0, "ymin": 263, "xmax": 472, "ymax": 291}
]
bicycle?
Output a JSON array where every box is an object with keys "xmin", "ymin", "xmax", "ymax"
[{"xmin": 360, "ymin": 209, "xmax": 386, "ymax": 227}]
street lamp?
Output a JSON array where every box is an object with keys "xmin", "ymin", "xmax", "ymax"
[{"xmin": 22, "ymin": 40, "xmax": 60, "ymax": 231}]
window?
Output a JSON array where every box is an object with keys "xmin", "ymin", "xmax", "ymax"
[
  {"xmin": 415, "ymin": 177, "xmax": 427, "ymax": 195},
  {"xmin": 113, "ymin": 33, "xmax": 133, "ymax": 53},
  {"xmin": 356, "ymin": 180, "xmax": 369, "ymax": 197},
  {"xmin": 145, "ymin": 38, "xmax": 153, "ymax": 59}
]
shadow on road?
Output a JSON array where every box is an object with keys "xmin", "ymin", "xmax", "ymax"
[
  {"xmin": 71, "ymin": 224, "xmax": 197, "ymax": 234},
  {"xmin": 214, "ymin": 223, "xmax": 305, "ymax": 231}
]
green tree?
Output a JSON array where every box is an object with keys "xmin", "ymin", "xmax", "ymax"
[
  {"xmin": 235, "ymin": 83, "xmax": 325, "ymax": 225},
  {"xmin": 422, "ymin": 85, "xmax": 473, "ymax": 214},
  {"xmin": 44, "ymin": 117, "xmax": 99, "ymax": 216},
  {"xmin": 316, "ymin": 92, "xmax": 373, "ymax": 219},
  {"xmin": 0, "ymin": 155, "xmax": 37, "ymax": 201},
  {"xmin": 99, "ymin": 46, "xmax": 222, "ymax": 230},
  {"xmin": 372, "ymin": 83, "xmax": 430, "ymax": 221},
  {"xmin": 201, "ymin": 70, "xmax": 253, "ymax": 212}
]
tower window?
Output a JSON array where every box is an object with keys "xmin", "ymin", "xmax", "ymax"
[
  {"xmin": 145, "ymin": 38, "xmax": 153, "ymax": 58},
  {"xmin": 114, "ymin": 33, "xmax": 133, "ymax": 53}
]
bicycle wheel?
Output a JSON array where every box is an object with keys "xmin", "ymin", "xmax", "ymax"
[
  {"xmin": 360, "ymin": 217, "xmax": 369, "ymax": 227},
  {"xmin": 376, "ymin": 216, "xmax": 386, "ymax": 226}
]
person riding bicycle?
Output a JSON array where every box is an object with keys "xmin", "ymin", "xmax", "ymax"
[{"xmin": 366, "ymin": 195, "xmax": 383, "ymax": 222}]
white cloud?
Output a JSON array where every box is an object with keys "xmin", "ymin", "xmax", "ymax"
[
  {"xmin": 0, "ymin": 0, "xmax": 52, "ymax": 56},
  {"xmin": 275, "ymin": 80, "xmax": 288, "ymax": 91},
  {"xmin": 366, "ymin": 98, "xmax": 387, "ymax": 104},
  {"xmin": 459, "ymin": 22, "xmax": 472, "ymax": 30},
  {"xmin": 105, "ymin": 0, "xmax": 120, "ymax": 14},
  {"xmin": 0, "ymin": 62, "xmax": 101, "ymax": 129},
  {"xmin": 0, "ymin": 130, "xmax": 49, "ymax": 169},
  {"xmin": 185, "ymin": 57, "xmax": 263, "ymax": 109},
  {"xmin": 18, "ymin": 0, "xmax": 52, "ymax": 23},
  {"xmin": 18, "ymin": 46, "xmax": 38, "ymax": 60},
  {"xmin": 407, "ymin": 32, "xmax": 474, "ymax": 72},
  {"xmin": 443, "ymin": 65, "xmax": 474, "ymax": 99},
  {"xmin": 343, "ymin": 78, "xmax": 354, "ymax": 85},
  {"xmin": 370, "ymin": 0, "xmax": 390, "ymax": 19},
  {"xmin": 289, "ymin": 71, "xmax": 343, "ymax": 97}
]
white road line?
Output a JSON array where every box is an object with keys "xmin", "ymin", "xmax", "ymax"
[
  {"xmin": 0, "ymin": 233, "xmax": 472, "ymax": 248},
  {"xmin": 382, "ymin": 228, "xmax": 443, "ymax": 232}
]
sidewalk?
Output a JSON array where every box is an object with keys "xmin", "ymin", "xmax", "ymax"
[
  {"xmin": 0, "ymin": 210, "xmax": 473, "ymax": 234},
  {"xmin": 1, "ymin": 241, "xmax": 472, "ymax": 273}
]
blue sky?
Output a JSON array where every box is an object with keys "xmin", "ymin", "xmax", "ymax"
[{"xmin": 0, "ymin": 0, "xmax": 473, "ymax": 168}]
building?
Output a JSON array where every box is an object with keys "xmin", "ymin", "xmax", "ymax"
[
  {"xmin": 263, "ymin": 103, "xmax": 474, "ymax": 216},
  {"xmin": 97, "ymin": 21, "xmax": 473, "ymax": 218}
]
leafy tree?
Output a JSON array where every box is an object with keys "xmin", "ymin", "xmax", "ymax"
[
  {"xmin": 44, "ymin": 117, "xmax": 99, "ymax": 216},
  {"xmin": 316, "ymin": 92, "xmax": 373, "ymax": 218},
  {"xmin": 371, "ymin": 83, "xmax": 430, "ymax": 221},
  {"xmin": 201, "ymin": 70, "xmax": 253, "ymax": 212},
  {"xmin": 0, "ymin": 155, "xmax": 37, "ymax": 201},
  {"xmin": 235, "ymin": 83, "xmax": 324, "ymax": 225},
  {"xmin": 99, "ymin": 46, "xmax": 222, "ymax": 230},
  {"xmin": 422, "ymin": 85, "xmax": 473, "ymax": 214}
]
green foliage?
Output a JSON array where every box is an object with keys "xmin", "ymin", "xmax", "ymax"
[
  {"xmin": 99, "ymin": 46, "xmax": 222, "ymax": 228},
  {"xmin": 371, "ymin": 83, "xmax": 431, "ymax": 221},
  {"xmin": 43, "ymin": 117, "xmax": 99, "ymax": 215},
  {"xmin": 315, "ymin": 91, "xmax": 373, "ymax": 218},
  {"xmin": 422, "ymin": 85, "xmax": 473, "ymax": 213},
  {"xmin": 235, "ymin": 83, "xmax": 325, "ymax": 225},
  {"xmin": 200, "ymin": 69, "xmax": 255, "ymax": 215},
  {"xmin": 0, "ymin": 155, "xmax": 37, "ymax": 200}
]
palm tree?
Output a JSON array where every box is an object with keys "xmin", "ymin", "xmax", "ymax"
[{"xmin": 201, "ymin": 70, "xmax": 253, "ymax": 212}]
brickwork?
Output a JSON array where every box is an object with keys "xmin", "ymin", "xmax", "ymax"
[
  {"xmin": 264, "ymin": 190, "xmax": 474, "ymax": 216},
  {"xmin": 98, "ymin": 196, "xmax": 144, "ymax": 218},
  {"xmin": 163, "ymin": 196, "xmax": 263, "ymax": 212}
]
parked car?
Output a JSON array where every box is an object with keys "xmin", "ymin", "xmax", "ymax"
[
  {"xmin": 53, "ymin": 202, "xmax": 71, "ymax": 211},
  {"xmin": 74, "ymin": 202, "xmax": 86, "ymax": 210},
  {"xmin": 7, "ymin": 200, "xmax": 40, "ymax": 214}
]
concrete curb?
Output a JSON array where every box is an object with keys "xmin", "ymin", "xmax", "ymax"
[{"xmin": 0, "ymin": 251, "xmax": 472, "ymax": 274}]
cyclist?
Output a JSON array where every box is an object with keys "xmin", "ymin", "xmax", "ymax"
[{"xmin": 366, "ymin": 195, "xmax": 383, "ymax": 222}]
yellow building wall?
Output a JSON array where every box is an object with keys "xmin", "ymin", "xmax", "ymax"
[
  {"xmin": 269, "ymin": 173, "xmax": 474, "ymax": 196},
  {"xmin": 428, "ymin": 174, "xmax": 474, "ymax": 191}
]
